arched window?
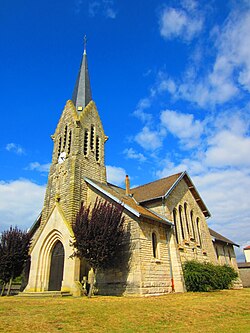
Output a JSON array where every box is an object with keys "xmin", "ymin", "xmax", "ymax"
[
  {"xmin": 63, "ymin": 125, "xmax": 67, "ymax": 150},
  {"xmin": 152, "ymin": 232, "xmax": 158, "ymax": 258},
  {"xmin": 178, "ymin": 206, "xmax": 185, "ymax": 241},
  {"xmin": 83, "ymin": 129, "xmax": 89, "ymax": 156},
  {"xmin": 90, "ymin": 125, "xmax": 95, "ymax": 151},
  {"xmin": 215, "ymin": 246, "xmax": 219, "ymax": 260},
  {"xmin": 96, "ymin": 136, "xmax": 100, "ymax": 161},
  {"xmin": 67, "ymin": 130, "xmax": 72, "ymax": 155},
  {"xmin": 173, "ymin": 209, "xmax": 179, "ymax": 244},
  {"xmin": 196, "ymin": 217, "xmax": 202, "ymax": 246},
  {"xmin": 190, "ymin": 210, "xmax": 195, "ymax": 240},
  {"xmin": 184, "ymin": 203, "xmax": 190, "ymax": 236},
  {"xmin": 57, "ymin": 137, "xmax": 62, "ymax": 160}
]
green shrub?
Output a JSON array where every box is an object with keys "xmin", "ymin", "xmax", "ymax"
[{"xmin": 183, "ymin": 260, "xmax": 238, "ymax": 292}]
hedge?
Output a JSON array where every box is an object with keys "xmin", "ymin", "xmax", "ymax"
[{"xmin": 183, "ymin": 260, "xmax": 238, "ymax": 292}]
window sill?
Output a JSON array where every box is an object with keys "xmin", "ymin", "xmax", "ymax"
[{"xmin": 151, "ymin": 258, "xmax": 161, "ymax": 264}]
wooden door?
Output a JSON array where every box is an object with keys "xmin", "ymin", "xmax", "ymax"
[{"xmin": 48, "ymin": 241, "xmax": 64, "ymax": 291}]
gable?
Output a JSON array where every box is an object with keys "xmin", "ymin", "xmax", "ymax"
[
  {"xmin": 209, "ymin": 228, "xmax": 239, "ymax": 247},
  {"xmin": 30, "ymin": 203, "xmax": 73, "ymax": 252},
  {"xmin": 132, "ymin": 171, "xmax": 210, "ymax": 218}
]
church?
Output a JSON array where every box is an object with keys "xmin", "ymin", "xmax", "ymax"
[{"xmin": 24, "ymin": 43, "xmax": 240, "ymax": 296}]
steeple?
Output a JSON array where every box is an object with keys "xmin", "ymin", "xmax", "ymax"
[{"xmin": 72, "ymin": 36, "xmax": 92, "ymax": 110}]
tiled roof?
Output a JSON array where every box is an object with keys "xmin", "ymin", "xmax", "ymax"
[
  {"xmin": 131, "ymin": 171, "xmax": 210, "ymax": 217},
  {"xmin": 84, "ymin": 178, "xmax": 172, "ymax": 225},
  {"xmin": 244, "ymin": 245, "xmax": 250, "ymax": 250},
  {"xmin": 209, "ymin": 228, "xmax": 239, "ymax": 247},
  {"xmin": 131, "ymin": 173, "xmax": 182, "ymax": 202}
]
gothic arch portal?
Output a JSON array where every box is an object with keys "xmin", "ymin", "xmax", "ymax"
[
  {"xmin": 48, "ymin": 241, "xmax": 65, "ymax": 291},
  {"xmin": 35, "ymin": 230, "xmax": 65, "ymax": 292}
]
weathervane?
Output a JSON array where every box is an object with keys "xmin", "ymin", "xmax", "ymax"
[{"xmin": 84, "ymin": 35, "xmax": 87, "ymax": 55}]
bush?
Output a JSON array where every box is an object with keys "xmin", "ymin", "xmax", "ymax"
[{"xmin": 183, "ymin": 260, "xmax": 238, "ymax": 292}]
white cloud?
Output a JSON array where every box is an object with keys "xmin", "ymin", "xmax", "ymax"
[
  {"xmin": 123, "ymin": 148, "xmax": 146, "ymax": 162},
  {"xmin": 106, "ymin": 165, "xmax": 126, "ymax": 186},
  {"xmin": 88, "ymin": 0, "xmax": 116, "ymax": 19},
  {"xmin": 133, "ymin": 98, "xmax": 153, "ymax": 123},
  {"xmin": 0, "ymin": 179, "xmax": 46, "ymax": 231},
  {"xmin": 160, "ymin": 109, "xmax": 203, "ymax": 147},
  {"xmin": 135, "ymin": 126, "xmax": 163, "ymax": 151},
  {"xmin": 205, "ymin": 131, "xmax": 250, "ymax": 168},
  {"xmin": 74, "ymin": 0, "xmax": 83, "ymax": 14},
  {"xmin": 159, "ymin": 6, "xmax": 203, "ymax": 42},
  {"xmin": 160, "ymin": 5, "xmax": 250, "ymax": 108},
  {"xmin": 27, "ymin": 162, "xmax": 51, "ymax": 173},
  {"xmin": 88, "ymin": 1, "xmax": 100, "ymax": 17},
  {"xmin": 6, "ymin": 143, "xmax": 25, "ymax": 155},
  {"xmin": 216, "ymin": 9, "xmax": 250, "ymax": 93},
  {"xmin": 156, "ymin": 159, "xmax": 250, "ymax": 256},
  {"xmin": 105, "ymin": 7, "xmax": 116, "ymax": 19}
]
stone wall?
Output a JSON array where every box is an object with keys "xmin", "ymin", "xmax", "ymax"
[
  {"xmin": 39, "ymin": 100, "xmax": 107, "ymax": 234},
  {"xmin": 213, "ymin": 242, "xmax": 238, "ymax": 270},
  {"xmin": 86, "ymin": 189, "xmax": 184, "ymax": 295},
  {"xmin": 238, "ymin": 263, "xmax": 250, "ymax": 287},
  {"xmin": 145, "ymin": 178, "xmax": 217, "ymax": 266}
]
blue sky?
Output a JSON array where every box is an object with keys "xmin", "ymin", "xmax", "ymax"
[{"xmin": 1, "ymin": 0, "xmax": 250, "ymax": 260}]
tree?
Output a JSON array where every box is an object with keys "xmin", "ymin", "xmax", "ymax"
[
  {"xmin": 0, "ymin": 226, "xmax": 30, "ymax": 296},
  {"xmin": 72, "ymin": 198, "xmax": 126, "ymax": 297}
]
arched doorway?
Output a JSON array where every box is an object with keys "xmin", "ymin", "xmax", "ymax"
[{"xmin": 48, "ymin": 241, "xmax": 65, "ymax": 291}]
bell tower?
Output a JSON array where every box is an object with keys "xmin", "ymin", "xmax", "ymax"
[{"xmin": 40, "ymin": 40, "xmax": 107, "ymax": 227}]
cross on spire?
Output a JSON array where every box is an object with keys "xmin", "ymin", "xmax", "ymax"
[{"xmin": 84, "ymin": 35, "xmax": 87, "ymax": 55}]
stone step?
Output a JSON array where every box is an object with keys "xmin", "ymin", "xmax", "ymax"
[{"xmin": 16, "ymin": 291, "xmax": 72, "ymax": 297}]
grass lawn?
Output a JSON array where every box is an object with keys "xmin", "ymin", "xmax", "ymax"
[{"xmin": 0, "ymin": 289, "xmax": 249, "ymax": 333}]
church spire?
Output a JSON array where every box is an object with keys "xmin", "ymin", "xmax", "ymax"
[{"xmin": 72, "ymin": 36, "xmax": 92, "ymax": 110}]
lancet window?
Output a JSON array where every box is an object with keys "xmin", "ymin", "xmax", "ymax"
[
  {"xmin": 173, "ymin": 209, "xmax": 179, "ymax": 244},
  {"xmin": 190, "ymin": 210, "xmax": 196, "ymax": 240},
  {"xmin": 67, "ymin": 130, "xmax": 72, "ymax": 155},
  {"xmin": 57, "ymin": 137, "xmax": 62, "ymax": 159},
  {"xmin": 178, "ymin": 206, "xmax": 185, "ymax": 241},
  {"xmin": 196, "ymin": 217, "xmax": 202, "ymax": 246},
  {"xmin": 90, "ymin": 125, "xmax": 95, "ymax": 151},
  {"xmin": 96, "ymin": 136, "xmax": 100, "ymax": 161},
  {"xmin": 152, "ymin": 232, "xmax": 158, "ymax": 258},
  {"xmin": 184, "ymin": 203, "xmax": 190, "ymax": 236},
  {"xmin": 84, "ymin": 129, "xmax": 89, "ymax": 156},
  {"xmin": 63, "ymin": 126, "xmax": 67, "ymax": 150}
]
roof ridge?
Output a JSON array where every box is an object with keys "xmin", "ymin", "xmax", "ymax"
[{"xmin": 131, "ymin": 172, "xmax": 183, "ymax": 191}]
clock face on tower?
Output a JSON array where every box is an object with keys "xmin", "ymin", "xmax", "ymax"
[{"xmin": 58, "ymin": 151, "xmax": 66, "ymax": 164}]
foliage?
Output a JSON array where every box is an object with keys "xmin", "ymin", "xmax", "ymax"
[
  {"xmin": 0, "ymin": 226, "xmax": 30, "ymax": 295},
  {"xmin": 183, "ymin": 260, "xmax": 238, "ymax": 292},
  {"xmin": 72, "ymin": 198, "xmax": 126, "ymax": 271}
]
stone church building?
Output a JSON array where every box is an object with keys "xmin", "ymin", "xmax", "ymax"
[{"xmin": 24, "ymin": 45, "xmax": 240, "ymax": 296}]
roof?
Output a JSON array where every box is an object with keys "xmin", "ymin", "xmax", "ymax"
[
  {"xmin": 244, "ymin": 245, "xmax": 250, "ymax": 250},
  {"xmin": 84, "ymin": 177, "xmax": 173, "ymax": 226},
  {"xmin": 238, "ymin": 262, "xmax": 250, "ymax": 268},
  {"xmin": 72, "ymin": 50, "xmax": 92, "ymax": 110},
  {"xmin": 209, "ymin": 228, "xmax": 239, "ymax": 247},
  {"xmin": 131, "ymin": 171, "xmax": 211, "ymax": 217},
  {"xmin": 131, "ymin": 173, "xmax": 182, "ymax": 202}
]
